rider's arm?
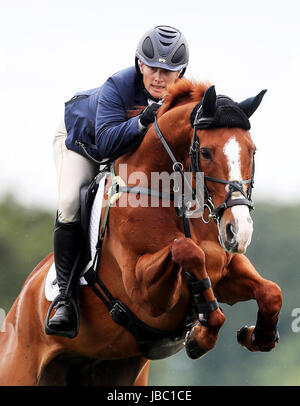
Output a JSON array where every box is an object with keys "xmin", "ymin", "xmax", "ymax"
[{"xmin": 95, "ymin": 78, "xmax": 145, "ymax": 159}]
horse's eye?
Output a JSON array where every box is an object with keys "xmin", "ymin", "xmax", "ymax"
[{"xmin": 200, "ymin": 147, "xmax": 212, "ymax": 160}]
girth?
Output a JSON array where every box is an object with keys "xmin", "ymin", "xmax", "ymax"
[{"xmin": 84, "ymin": 266, "xmax": 196, "ymax": 360}]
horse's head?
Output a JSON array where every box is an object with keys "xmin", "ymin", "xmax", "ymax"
[
  {"xmin": 190, "ymin": 85, "xmax": 266, "ymax": 253},
  {"xmin": 153, "ymin": 81, "xmax": 266, "ymax": 254}
]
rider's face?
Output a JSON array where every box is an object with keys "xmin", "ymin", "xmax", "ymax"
[{"xmin": 139, "ymin": 61, "xmax": 181, "ymax": 99}]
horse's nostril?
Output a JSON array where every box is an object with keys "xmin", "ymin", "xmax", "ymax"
[{"xmin": 226, "ymin": 223, "xmax": 236, "ymax": 243}]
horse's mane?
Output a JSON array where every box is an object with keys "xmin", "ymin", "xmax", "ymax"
[
  {"xmin": 127, "ymin": 79, "xmax": 211, "ymax": 119},
  {"xmin": 158, "ymin": 79, "xmax": 210, "ymax": 116}
]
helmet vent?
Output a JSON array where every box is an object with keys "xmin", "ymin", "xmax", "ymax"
[
  {"xmin": 142, "ymin": 36, "xmax": 154, "ymax": 59},
  {"xmin": 160, "ymin": 40, "xmax": 173, "ymax": 47},
  {"xmin": 159, "ymin": 33, "xmax": 177, "ymax": 39},
  {"xmin": 171, "ymin": 44, "xmax": 186, "ymax": 64},
  {"xmin": 158, "ymin": 27, "xmax": 178, "ymax": 34}
]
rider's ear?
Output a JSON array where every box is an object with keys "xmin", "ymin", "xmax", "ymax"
[
  {"xmin": 138, "ymin": 60, "xmax": 144, "ymax": 74},
  {"xmin": 202, "ymin": 85, "xmax": 217, "ymax": 117},
  {"xmin": 238, "ymin": 89, "xmax": 267, "ymax": 118}
]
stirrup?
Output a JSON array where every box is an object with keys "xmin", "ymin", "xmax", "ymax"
[{"xmin": 45, "ymin": 294, "xmax": 79, "ymax": 339}]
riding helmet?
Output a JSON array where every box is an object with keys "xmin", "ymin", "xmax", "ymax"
[{"xmin": 135, "ymin": 25, "xmax": 189, "ymax": 77}]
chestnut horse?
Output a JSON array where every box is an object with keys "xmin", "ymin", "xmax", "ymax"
[{"xmin": 0, "ymin": 80, "xmax": 282, "ymax": 386}]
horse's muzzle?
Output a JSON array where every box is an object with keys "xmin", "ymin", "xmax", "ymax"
[{"xmin": 218, "ymin": 206, "xmax": 253, "ymax": 254}]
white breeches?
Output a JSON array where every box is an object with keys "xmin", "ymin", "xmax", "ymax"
[{"xmin": 53, "ymin": 116, "xmax": 99, "ymax": 223}]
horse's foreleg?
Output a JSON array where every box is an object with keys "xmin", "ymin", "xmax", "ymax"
[
  {"xmin": 129, "ymin": 237, "xmax": 225, "ymax": 358},
  {"xmin": 171, "ymin": 238, "xmax": 225, "ymax": 359},
  {"xmin": 214, "ymin": 254, "xmax": 282, "ymax": 352}
]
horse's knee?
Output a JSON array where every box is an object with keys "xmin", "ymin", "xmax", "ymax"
[
  {"xmin": 209, "ymin": 308, "xmax": 226, "ymax": 331},
  {"xmin": 171, "ymin": 237, "xmax": 205, "ymax": 268},
  {"xmin": 256, "ymin": 280, "xmax": 282, "ymax": 316}
]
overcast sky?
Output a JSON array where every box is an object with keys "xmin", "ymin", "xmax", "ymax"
[{"xmin": 0, "ymin": 0, "xmax": 300, "ymax": 209}]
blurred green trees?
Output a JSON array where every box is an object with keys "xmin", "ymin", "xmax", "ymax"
[
  {"xmin": 0, "ymin": 194, "xmax": 54, "ymax": 310},
  {"xmin": 0, "ymin": 194, "xmax": 299, "ymax": 385}
]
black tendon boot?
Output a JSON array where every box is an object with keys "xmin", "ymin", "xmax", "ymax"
[{"xmin": 45, "ymin": 218, "xmax": 83, "ymax": 338}]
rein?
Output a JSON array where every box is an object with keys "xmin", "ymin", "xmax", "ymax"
[{"xmin": 153, "ymin": 117, "xmax": 201, "ymax": 238}]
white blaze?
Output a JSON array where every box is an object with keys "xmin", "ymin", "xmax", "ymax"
[
  {"xmin": 223, "ymin": 137, "xmax": 253, "ymax": 252},
  {"xmin": 223, "ymin": 137, "xmax": 242, "ymax": 183}
]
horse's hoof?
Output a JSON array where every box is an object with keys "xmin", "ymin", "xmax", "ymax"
[
  {"xmin": 237, "ymin": 325, "xmax": 260, "ymax": 352},
  {"xmin": 185, "ymin": 340, "xmax": 208, "ymax": 359},
  {"xmin": 185, "ymin": 332, "xmax": 208, "ymax": 360},
  {"xmin": 237, "ymin": 325, "xmax": 250, "ymax": 347}
]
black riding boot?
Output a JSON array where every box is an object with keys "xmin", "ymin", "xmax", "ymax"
[{"xmin": 45, "ymin": 218, "xmax": 83, "ymax": 338}]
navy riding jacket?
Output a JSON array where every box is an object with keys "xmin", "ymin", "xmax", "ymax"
[{"xmin": 64, "ymin": 66, "xmax": 148, "ymax": 161}]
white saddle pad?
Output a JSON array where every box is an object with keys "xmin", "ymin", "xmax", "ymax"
[{"xmin": 45, "ymin": 173, "xmax": 108, "ymax": 302}]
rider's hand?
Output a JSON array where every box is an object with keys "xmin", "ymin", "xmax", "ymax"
[{"xmin": 139, "ymin": 103, "xmax": 161, "ymax": 127}]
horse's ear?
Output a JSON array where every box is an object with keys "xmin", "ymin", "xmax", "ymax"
[
  {"xmin": 202, "ymin": 85, "xmax": 217, "ymax": 117},
  {"xmin": 238, "ymin": 89, "xmax": 267, "ymax": 118}
]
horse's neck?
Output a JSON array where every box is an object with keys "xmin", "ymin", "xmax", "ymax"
[{"xmin": 127, "ymin": 110, "xmax": 191, "ymax": 174}]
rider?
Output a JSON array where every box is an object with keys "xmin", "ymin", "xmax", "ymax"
[{"xmin": 46, "ymin": 25, "xmax": 189, "ymax": 338}]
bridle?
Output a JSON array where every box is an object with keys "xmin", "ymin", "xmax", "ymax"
[
  {"xmin": 153, "ymin": 102, "xmax": 255, "ymax": 233},
  {"xmin": 189, "ymin": 104, "xmax": 255, "ymax": 225}
]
